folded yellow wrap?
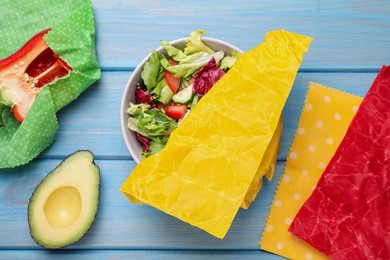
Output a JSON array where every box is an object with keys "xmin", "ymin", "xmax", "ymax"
[
  {"xmin": 260, "ymin": 82, "xmax": 362, "ymax": 259},
  {"xmin": 121, "ymin": 30, "xmax": 312, "ymax": 238},
  {"xmin": 242, "ymin": 117, "xmax": 282, "ymax": 209}
]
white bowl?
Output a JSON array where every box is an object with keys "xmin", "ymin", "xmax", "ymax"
[{"xmin": 120, "ymin": 37, "xmax": 243, "ymax": 163}]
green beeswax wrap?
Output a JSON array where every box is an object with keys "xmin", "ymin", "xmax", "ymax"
[{"xmin": 0, "ymin": 0, "xmax": 100, "ymax": 168}]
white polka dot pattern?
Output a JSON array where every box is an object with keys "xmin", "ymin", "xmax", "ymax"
[
  {"xmin": 0, "ymin": 0, "xmax": 100, "ymax": 168},
  {"xmin": 260, "ymin": 82, "xmax": 363, "ymax": 260}
]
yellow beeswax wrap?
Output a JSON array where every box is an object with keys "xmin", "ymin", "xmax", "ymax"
[
  {"xmin": 242, "ymin": 117, "xmax": 282, "ymax": 209},
  {"xmin": 260, "ymin": 82, "xmax": 362, "ymax": 259},
  {"xmin": 121, "ymin": 30, "xmax": 312, "ymax": 239}
]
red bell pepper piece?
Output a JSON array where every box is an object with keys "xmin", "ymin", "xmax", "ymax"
[{"xmin": 0, "ymin": 29, "xmax": 72, "ymax": 123}]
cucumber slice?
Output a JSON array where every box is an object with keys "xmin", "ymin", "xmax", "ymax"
[{"xmin": 172, "ymin": 84, "xmax": 193, "ymax": 104}]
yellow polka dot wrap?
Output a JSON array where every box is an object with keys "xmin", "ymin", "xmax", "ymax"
[{"xmin": 260, "ymin": 82, "xmax": 362, "ymax": 260}]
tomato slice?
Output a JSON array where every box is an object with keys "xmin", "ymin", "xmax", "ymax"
[
  {"xmin": 13, "ymin": 105, "xmax": 24, "ymax": 123},
  {"xmin": 164, "ymin": 60, "xmax": 181, "ymax": 94},
  {"xmin": 164, "ymin": 103, "xmax": 187, "ymax": 120}
]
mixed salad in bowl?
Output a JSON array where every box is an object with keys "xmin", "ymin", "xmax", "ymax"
[{"xmin": 125, "ymin": 30, "xmax": 241, "ymax": 159}]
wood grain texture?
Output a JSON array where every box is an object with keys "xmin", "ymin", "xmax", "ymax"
[
  {"xmin": 0, "ymin": 250, "xmax": 285, "ymax": 259},
  {"xmin": 0, "ymin": 0, "xmax": 389, "ymax": 259},
  {"xmin": 0, "ymin": 160, "xmax": 284, "ymax": 249},
  {"xmin": 91, "ymin": 0, "xmax": 390, "ymax": 70}
]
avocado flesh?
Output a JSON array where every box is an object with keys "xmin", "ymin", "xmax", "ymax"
[{"xmin": 28, "ymin": 150, "xmax": 100, "ymax": 249}]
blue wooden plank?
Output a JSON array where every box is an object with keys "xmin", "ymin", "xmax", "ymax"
[
  {"xmin": 91, "ymin": 0, "xmax": 390, "ymax": 70},
  {"xmin": 37, "ymin": 71, "xmax": 376, "ymax": 160},
  {"xmin": 0, "ymin": 159, "xmax": 285, "ymax": 250},
  {"xmin": 39, "ymin": 71, "xmax": 130, "ymax": 160},
  {"xmin": 0, "ymin": 249, "xmax": 285, "ymax": 260}
]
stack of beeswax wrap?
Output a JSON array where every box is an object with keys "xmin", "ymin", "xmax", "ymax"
[
  {"xmin": 0, "ymin": 0, "xmax": 100, "ymax": 168},
  {"xmin": 121, "ymin": 30, "xmax": 312, "ymax": 238},
  {"xmin": 260, "ymin": 82, "xmax": 362, "ymax": 259},
  {"xmin": 290, "ymin": 66, "xmax": 390, "ymax": 260}
]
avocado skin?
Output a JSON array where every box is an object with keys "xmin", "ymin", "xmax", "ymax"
[{"xmin": 28, "ymin": 150, "xmax": 100, "ymax": 249}]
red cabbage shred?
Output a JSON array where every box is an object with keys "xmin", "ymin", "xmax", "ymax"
[
  {"xmin": 135, "ymin": 83, "xmax": 155, "ymax": 107},
  {"xmin": 193, "ymin": 58, "xmax": 225, "ymax": 98}
]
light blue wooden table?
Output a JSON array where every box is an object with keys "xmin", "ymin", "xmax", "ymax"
[{"xmin": 1, "ymin": 0, "xmax": 389, "ymax": 259}]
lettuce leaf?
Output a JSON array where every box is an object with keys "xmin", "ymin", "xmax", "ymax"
[
  {"xmin": 141, "ymin": 50, "xmax": 161, "ymax": 90},
  {"xmin": 127, "ymin": 104, "xmax": 176, "ymax": 138},
  {"xmin": 220, "ymin": 50, "xmax": 241, "ymax": 71},
  {"xmin": 142, "ymin": 136, "xmax": 169, "ymax": 158},
  {"xmin": 160, "ymin": 51, "xmax": 224, "ymax": 78},
  {"xmin": 184, "ymin": 29, "xmax": 215, "ymax": 55},
  {"xmin": 128, "ymin": 103, "xmax": 176, "ymax": 159},
  {"xmin": 161, "ymin": 40, "xmax": 187, "ymax": 61},
  {"xmin": 151, "ymin": 78, "xmax": 167, "ymax": 99},
  {"xmin": 127, "ymin": 103, "xmax": 177, "ymax": 138}
]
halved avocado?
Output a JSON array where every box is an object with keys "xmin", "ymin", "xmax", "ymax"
[{"xmin": 28, "ymin": 150, "xmax": 100, "ymax": 249}]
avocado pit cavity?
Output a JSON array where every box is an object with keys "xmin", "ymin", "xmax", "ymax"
[{"xmin": 44, "ymin": 186, "xmax": 82, "ymax": 228}]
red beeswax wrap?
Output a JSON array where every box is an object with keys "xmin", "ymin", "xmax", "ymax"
[{"xmin": 289, "ymin": 66, "xmax": 390, "ymax": 260}]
